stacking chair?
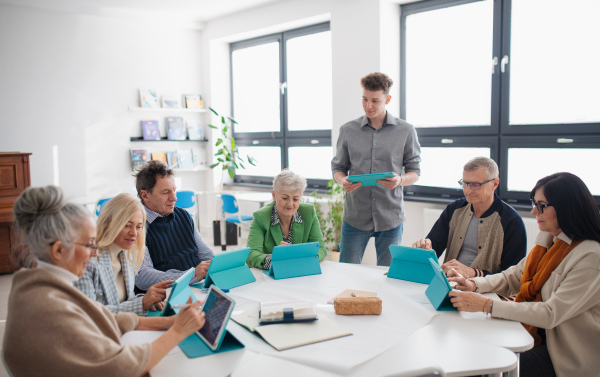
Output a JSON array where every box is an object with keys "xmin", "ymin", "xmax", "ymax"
[
  {"xmin": 94, "ymin": 197, "xmax": 112, "ymax": 219},
  {"xmin": 221, "ymin": 193, "xmax": 253, "ymax": 238},
  {"xmin": 175, "ymin": 190, "xmax": 199, "ymax": 229}
]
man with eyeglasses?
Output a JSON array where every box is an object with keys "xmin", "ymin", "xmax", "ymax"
[{"xmin": 412, "ymin": 157, "xmax": 526, "ymax": 277}]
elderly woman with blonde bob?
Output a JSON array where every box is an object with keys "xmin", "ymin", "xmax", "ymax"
[
  {"xmin": 74, "ymin": 193, "xmax": 171, "ymax": 315},
  {"xmin": 3, "ymin": 186, "xmax": 205, "ymax": 377},
  {"xmin": 246, "ymin": 170, "xmax": 327, "ymax": 269}
]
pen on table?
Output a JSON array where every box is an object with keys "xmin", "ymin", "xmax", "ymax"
[{"xmin": 171, "ymin": 304, "xmax": 192, "ymax": 309}]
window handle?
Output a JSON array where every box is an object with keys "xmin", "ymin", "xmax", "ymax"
[
  {"xmin": 501, "ymin": 55, "xmax": 509, "ymax": 73},
  {"xmin": 491, "ymin": 56, "xmax": 498, "ymax": 74},
  {"xmin": 280, "ymin": 82, "xmax": 287, "ymax": 95}
]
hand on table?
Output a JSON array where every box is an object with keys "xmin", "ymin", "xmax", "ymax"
[
  {"xmin": 441, "ymin": 259, "xmax": 476, "ymax": 278},
  {"xmin": 143, "ymin": 280, "xmax": 173, "ymax": 311},
  {"xmin": 448, "ymin": 290, "xmax": 490, "ymax": 313}
]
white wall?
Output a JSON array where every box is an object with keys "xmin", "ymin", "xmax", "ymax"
[{"xmin": 0, "ymin": 4, "xmax": 207, "ymax": 202}]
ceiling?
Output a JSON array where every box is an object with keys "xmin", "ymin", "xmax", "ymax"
[{"xmin": 0, "ymin": 0, "xmax": 286, "ymax": 29}]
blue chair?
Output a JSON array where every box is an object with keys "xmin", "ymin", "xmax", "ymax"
[
  {"xmin": 95, "ymin": 197, "xmax": 112, "ymax": 219},
  {"xmin": 176, "ymin": 190, "xmax": 198, "ymax": 229},
  {"xmin": 221, "ymin": 194, "xmax": 253, "ymax": 237}
]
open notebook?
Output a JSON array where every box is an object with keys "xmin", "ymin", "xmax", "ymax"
[{"xmin": 232, "ymin": 306, "xmax": 352, "ymax": 351}]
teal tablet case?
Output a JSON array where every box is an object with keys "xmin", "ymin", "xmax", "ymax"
[
  {"xmin": 203, "ymin": 247, "xmax": 256, "ymax": 290},
  {"xmin": 347, "ymin": 172, "xmax": 394, "ymax": 186},
  {"xmin": 387, "ymin": 245, "xmax": 440, "ymax": 284},
  {"xmin": 264, "ymin": 241, "xmax": 322, "ymax": 280},
  {"xmin": 147, "ymin": 267, "xmax": 197, "ymax": 317},
  {"xmin": 179, "ymin": 330, "xmax": 244, "ymax": 358},
  {"xmin": 425, "ymin": 259, "xmax": 457, "ymax": 311}
]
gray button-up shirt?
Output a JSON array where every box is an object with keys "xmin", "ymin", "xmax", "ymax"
[{"xmin": 331, "ymin": 112, "xmax": 421, "ymax": 232}]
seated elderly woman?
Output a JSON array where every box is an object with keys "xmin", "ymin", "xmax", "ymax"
[
  {"xmin": 74, "ymin": 193, "xmax": 171, "ymax": 315},
  {"xmin": 448, "ymin": 172, "xmax": 600, "ymax": 377},
  {"xmin": 246, "ymin": 169, "xmax": 327, "ymax": 269},
  {"xmin": 3, "ymin": 186, "xmax": 205, "ymax": 377}
]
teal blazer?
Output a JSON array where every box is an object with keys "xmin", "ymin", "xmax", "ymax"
[{"xmin": 246, "ymin": 202, "xmax": 327, "ymax": 268}]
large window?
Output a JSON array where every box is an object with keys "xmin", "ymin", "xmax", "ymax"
[
  {"xmin": 401, "ymin": 0, "xmax": 600, "ymax": 207},
  {"xmin": 230, "ymin": 23, "xmax": 332, "ymax": 189}
]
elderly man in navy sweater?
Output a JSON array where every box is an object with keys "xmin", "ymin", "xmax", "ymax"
[
  {"xmin": 134, "ymin": 161, "xmax": 213, "ymax": 291},
  {"xmin": 412, "ymin": 157, "xmax": 526, "ymax": 278}
]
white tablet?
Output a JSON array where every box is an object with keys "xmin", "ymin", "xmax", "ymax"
[{"xmin": 196, "ymin": 286, "xmax": 236, "ymax": 351}]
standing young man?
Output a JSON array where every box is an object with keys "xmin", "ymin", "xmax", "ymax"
[{"xmin": 331, "ymin": 72, "xmax": 421, "ymax": 266}]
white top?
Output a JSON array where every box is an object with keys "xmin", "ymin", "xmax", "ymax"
[{"xmin": 108, "ymin": 244, "xmax": 127, "ymax": 302}]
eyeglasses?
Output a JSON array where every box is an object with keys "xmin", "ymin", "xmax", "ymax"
[
  {"xmin": 531, "ymin": 199, "xmax": 553, "ymax": 214},
  {"xmin": 458, "ymin": 179, "xmax": 495, "ymax": 190},
  {"xmin": 50, "ymin": 239, "xmax": 99, "ymax": 254}
]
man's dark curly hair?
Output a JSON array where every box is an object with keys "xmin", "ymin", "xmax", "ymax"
[{"xmin": 360, "ymin": 72, "xmax": 393, "ymax": 95}]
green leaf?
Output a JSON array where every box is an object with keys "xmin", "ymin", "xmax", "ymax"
[
  {"xmin": 227, "ymin": 165, "xmax": 235, "ymax": 178},
  {"xmin": 230, "ymin": 138, "xmax": 236, "ymax": 148},
  {"xmin": 209, "ymin": 107, "xmax": 219, "ymax": 116},
  {"xmin": 215, "ymin": 150, "xmax": 224, "ymax": 156},
  {"xmin": 209, "ymin": 162, "xmax": 219, "ymax": 169},
  {"xmin": 208, "ymin": 124, "xmax": 217, "ymax": 129},
  {"xmin": 221, "ymin": 116, "xmax": 226, "ymax": 124},
  {"xmin": 217, "ymin": 158, "xmax": 224, "ymax": 162},
  {"xmin": 227, "ymin": 117, "xmax": 238, "ymax": 125},
  {"xmin": 239, "ymin": 162, "xmax": 245, "ymax": 169},
  {"xmin": 234, "ymin": 161, "xmax": 239, "ymax": 169},
  {"xmin": 248, "ymin": 156, "xmax": 257, "ymax": 166},
  {"xmin": 215, "ymin": 139, "xmax": 223, "ymax": 146}
]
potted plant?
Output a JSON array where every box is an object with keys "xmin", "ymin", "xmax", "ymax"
[
  {"xmin": 311, "ymin": 179, "xmax": 344, "ymax": 261},
  {"xmin": 207, "ymin": 107, "xmax": 255, "ymax": 247}
]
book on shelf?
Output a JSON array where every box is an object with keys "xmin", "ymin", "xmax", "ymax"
[
  {"xmin": 161, "ymin": 95, "xmax": 180, "ymax": 108},
  {"xmin": 130, "ymin": 149, "xmax": 149, "ymax": 170},
  {"xmin": 187, "ymin": 121, "xmax": 204, "ymax": 140},
  {"xmin": 139, "ymin": 88, "xmax": 160, "ymax": 108},
  {"xmin": 184, "ymin": 94, "xmax": 203, "ymax": 109},
  {"xmin": 191, "ymin": 148, "xmax": 206, "ymax": 169},
  {"xmin": 141, "ymin": 120, "xmax": 160, "ymax": 140},
  {"xmin": 166, "ymin": 151, "xmax": 179, "ymax": 169},
  {"xmin": 151, "ymin": 152, "xmax": 167, "ymax": 164},
  {"xmin": 166, "ymin": 117, "xmax": 186, "ymax": 140},
  {"xmin": 178, "ymin": 149, "xmax": 194, "ymax": 169}
]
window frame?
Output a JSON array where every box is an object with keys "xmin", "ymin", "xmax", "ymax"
[
  {"xmin": 400, "ymin": 0, "xmax": 600, "ymax": 208},
  {"xmin": 229, "ymin": 22, "xmax": 332, "ymax": 189}
]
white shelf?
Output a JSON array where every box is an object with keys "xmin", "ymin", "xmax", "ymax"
[{"xmin": 128, "ymin": 105, "xmax": 207, "ymax": 113}]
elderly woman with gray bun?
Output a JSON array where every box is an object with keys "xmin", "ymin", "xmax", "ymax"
[
  {"xmin": 2, "ymin": 186, "xmax": 205, "ymax": 377},
  {"xmin": 246, "ymin": 169, "xmax": 327, "ymax": 269}
]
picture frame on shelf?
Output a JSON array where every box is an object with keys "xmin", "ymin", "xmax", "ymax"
[
  {"xmin": 187, "ymin": 121, "xmax": 204, "ymax": 140},
  {"xmin": 166, "ymin": 116, "xmax": 186, "ymax": 140},
  {"xmin": 139, "ymin": 88, "xmax": 160, "ymax": 108},
  {"xmin": 141, "ymin": 120, "xmax": 161, "ymax": 140},
  {"xmin": 130, "ymin": 149, "xmax": 149, "ymax": 171},
  {"xmin": 161, "ymin": 95, "xmax": 180, "ymax": 108},
  {"xmin": 184, "ymin": 94, "xmax": 203, "ymax": 109}
]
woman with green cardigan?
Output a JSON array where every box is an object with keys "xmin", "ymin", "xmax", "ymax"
[{"xmin": 246, "ymin": 170, "xmax": 327, "ymax": 269}]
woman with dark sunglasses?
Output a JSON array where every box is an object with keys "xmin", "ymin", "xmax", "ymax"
[{"xmin": 448, "ymin": 172, "xmax": 600, "ymax": 377}]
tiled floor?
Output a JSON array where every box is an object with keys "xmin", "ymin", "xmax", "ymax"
[{"xmin": 0, "ymin": 234, "xmax": 243, "ymax": 377}]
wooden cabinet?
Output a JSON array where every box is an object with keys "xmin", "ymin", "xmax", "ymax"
[{"xmin": 0, "ymin": 152, "xmax": 31, "ymax": 273}]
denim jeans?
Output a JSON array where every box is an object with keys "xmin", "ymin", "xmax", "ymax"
[{"xmin": 339, "ymin": 221, "xmax": 403, "ymax": 266}]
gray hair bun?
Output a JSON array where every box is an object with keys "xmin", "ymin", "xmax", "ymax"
[{"xmin": 14, "ymin": 186, "xmax": 66, "ymax": 233}]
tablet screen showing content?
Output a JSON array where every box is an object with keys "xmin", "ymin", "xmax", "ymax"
[{"xmin": 197, "ymin": 286, "xmax": 235, "ymax": 351}]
